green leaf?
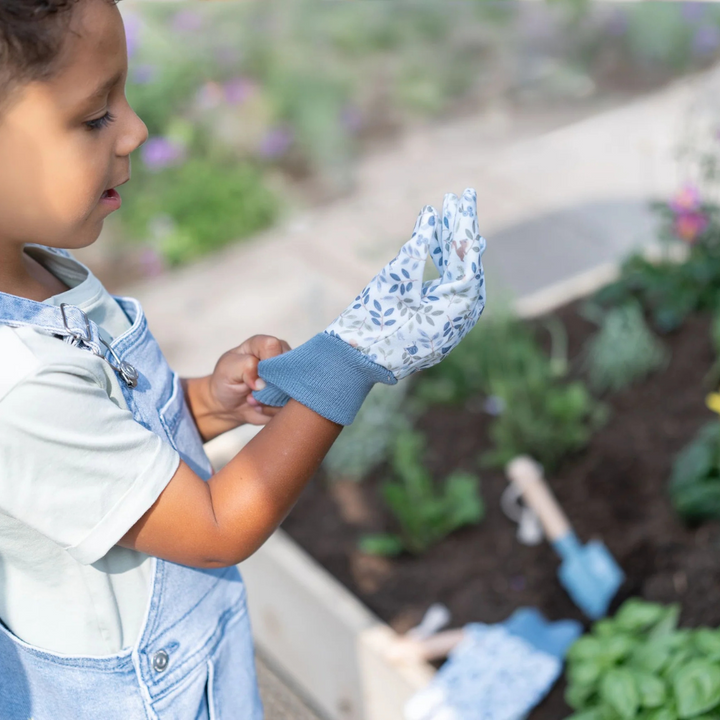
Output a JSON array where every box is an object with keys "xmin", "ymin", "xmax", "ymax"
[
  {"xmin": 695, "ymin": 630, "xmax": 720, "ymax": 659},
  {"xmin": 594, "ymin": 619, "xmax": 619, "ymax": 638},
  {"xmin": 615, "ymin": 599, "xmax": 668, "ymax": 634},
  {"xmin": 601, "ymin": 634, "xmax": 639, "ymax": 663},
  {"xmin": 600, "ymin": 668, "xmax": 640, "ymax": 719},
  {"xmin": 631, "ymin": 670, "xmax": 667, "ymax": 708},
  {"xmin": 631, "ymin": 638, "xmax": 675, "ymax": 675},
  {"xmin": 569, "ymin": 661, "xmax": 604, "ymax": 689},
  {"xmin": 649, "ymin": 605, "xmax": 681, "ymax": 640},
  {"xmin": 669, "ymin": 423, "xmax": 720, "ymax": 523},
  {"xmin": 569, "ymin": 636, "xmax": 605, "ymax": 662},
  {"xmin": 357, "ymin": 533, "xmax": 404, "ymax": 557},
  {"xmin": 673, "ymin": 660, "xmax": 720, "ymax": 718},
  {"xmin": 665, "ymin": 648, "xmax": 697, "ymax": 682},
  {"xmin": 642, "ymin": 708, "xmax": 678, "ymax": 720},
  {"xmin": 565, "ymin": 682, "xmax": 598, "ymax": 711}
]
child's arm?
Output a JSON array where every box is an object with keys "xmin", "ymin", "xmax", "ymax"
[
  {"xmin": 121, "ymin": 188, "xmax": 486, "ymax": 569},
  {"xmin": 119, "ymin": 399, "xmax": 341, "ymax": 568}
]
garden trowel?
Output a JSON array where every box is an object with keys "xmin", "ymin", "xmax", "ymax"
[{"xmin": 505, "ymin": 456, "xmax": 624, "ymax": 619}]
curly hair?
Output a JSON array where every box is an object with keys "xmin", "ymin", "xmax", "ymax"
[{"xmin": 0, "ymin": 0, "xmax": 120, "ymax": 113}]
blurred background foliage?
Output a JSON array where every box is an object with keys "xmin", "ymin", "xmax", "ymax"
[{"xmin": 106, "ymin": 0, "xmax": 720, "ymax": 280}]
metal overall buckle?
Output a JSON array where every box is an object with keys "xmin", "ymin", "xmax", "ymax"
[{"xmin": 60, "ymin": 303, "xmax": 138, "ymax": 389}]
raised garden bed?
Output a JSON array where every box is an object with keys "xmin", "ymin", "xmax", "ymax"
[
  {"xmin": 236, "ymin": 176, "xmax": 720, "ymax": 718},
  {"xmin": 281, "ymin": 300, "xmax": 719, "ymax": 718}
]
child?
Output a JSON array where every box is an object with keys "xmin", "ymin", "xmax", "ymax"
[{"xmin": 0, "ymin": 1, "xmax": 486, "ymax": 718}]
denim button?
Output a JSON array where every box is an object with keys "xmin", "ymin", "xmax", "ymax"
[{"xmin": 152, "ymin": 649, "xmax": 169, "ymax": 672}]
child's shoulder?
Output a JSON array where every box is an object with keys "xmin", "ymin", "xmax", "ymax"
[{"xmin": 0, "ymin": 325, "xmax": 109, "ymax": 402}]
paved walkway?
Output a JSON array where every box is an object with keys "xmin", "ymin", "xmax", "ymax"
[{"xmin": 95, "ymin": 69, "xmax": 716, "ymax": 718}]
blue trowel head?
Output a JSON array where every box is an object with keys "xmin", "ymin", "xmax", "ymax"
[{"xmin": 553, "ymin": 533, "xmax": 625, "ymax": 620}]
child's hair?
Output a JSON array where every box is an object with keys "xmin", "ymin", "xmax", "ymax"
[{"xmin": 0, "ymin": 0, "xmax": 120, "ymax": 114}]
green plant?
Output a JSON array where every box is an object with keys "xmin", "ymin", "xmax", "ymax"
[
  {"xmin": 119, "ymin": 158, "xmax": 278, "ymax": 266},
  {"xmin": 593, "ymin": 244, "xmax": 720, "ymax": 334},
  {"xmin": 323, "ymin": 382, "xmax": 413, "ymax": 482},
  {"xmin": 566, "ymin": 598, "xmax": 720, "ymax": 720},
  {"xmin": 483, "ymin": 374, "xmax": 606, "ymax": 472},
  {"xmin": 583, "ymin": 301, "xmax": 669, "ymax": 394},
  {"xmin": 359, "ymin": 429, "xmax": 484, "ymax": 556},
  {"xmin": 415, "ymin": 311, "xmax": 603, "ymax": 472},
  {"xmin": 414, "ymin": 313, "xmax": 550, "ymax": 406},
  {"xmin": 669, "ymin": 421, "xmax": 720, "ymax": 525},
  {"xmin": 705, "ymin": 310, "xmax": 720, "ymax": 387}
]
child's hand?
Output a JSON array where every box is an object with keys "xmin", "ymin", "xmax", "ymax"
[{"xmin": 184, "ymin": 335, "xmax": 291, "ymax": 442}]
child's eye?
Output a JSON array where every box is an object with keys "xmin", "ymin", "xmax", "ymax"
[{"xmin": 85, "ymin": 111, "xmax": 116, "ymax": 132}]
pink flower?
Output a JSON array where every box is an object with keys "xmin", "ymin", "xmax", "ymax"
[
  {"xmin": 673, "ymin": 211, "xmax": 709, "ymax": 243},
  {"xmin": 669, "ymin": 184, "xmax": 702, "ymax": 214}
]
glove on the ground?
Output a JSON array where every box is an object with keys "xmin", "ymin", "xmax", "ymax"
[
  {"xmin": 253, "ymin": 188, "xmax": 486, "ymax": 424},
  {"xmin": 404, "ymin": 608, "xmax": 582, "ymax": 720}
]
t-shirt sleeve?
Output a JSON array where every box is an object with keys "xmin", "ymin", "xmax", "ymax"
[{"xmin": 0, "ymin": 358, "xmax": 181, "ymax": 565}]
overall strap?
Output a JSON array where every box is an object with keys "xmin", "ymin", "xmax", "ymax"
[{"xmin": 0, "ymin": 291, "xmax": 138, "ymax": 388}]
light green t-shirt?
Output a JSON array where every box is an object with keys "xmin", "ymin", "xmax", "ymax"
[{"xmin": 0, "ymin": 245, "xmax": 181, "ymax": 655}]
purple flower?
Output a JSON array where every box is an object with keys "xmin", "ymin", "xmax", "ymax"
[
  {"xmin": 132, "ymin": 63, "xmax": 157, "ymax": 85},
  {"xmin": 669, "ymin": 183, "xmax": 702, "ymax": 214},
  {"xmin": 141, "ymin": 137, "xmax": 186, "ymax": 172},
  {"xmin": 123, "ymin": 11, "xmax": 142, "ymax": 60},
  {"xmin": 223, "ymin": 77, "xmax": 257, "ymax": 105},
  {"xmin": 172, "ymin": 10, "xmax": 203, "ymax": 33},
  {"xmin": 693, "ymin": 25, "xmax": 720, "ymax": 57},
  {"xmin": 258, "ymin": 127, "xmax": 294, "ymax": 158}
]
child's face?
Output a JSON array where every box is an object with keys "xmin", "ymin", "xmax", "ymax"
[{"xmin": 0, "ymin": 0, "xmax": 148, "ymax": 252}]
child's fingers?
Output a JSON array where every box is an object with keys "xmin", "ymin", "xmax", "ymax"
[
  {"xmin": 440, "ymin": 191, "xmax": 459, "ymax": 265},
  {"xmin": 239, "ymin": 355, "xmax": 265, "ymax": 392},
  {"xmin": 387, "ymin": 205, "xmax": 437, "ymax": 287},
  {"xmin": 443, "ymin": 188, "xmax": 479, "ymax": 284},
  {"xmin": 214, "ymin": 351, "xmax": 261, "ymax": 392},
  {"xmin": 243, "ymin": 335, "xmax": 291, "ymax": 361},
  {"xmin": 220, "ymin": 336, "xmax": 291, "ymax": 392}
]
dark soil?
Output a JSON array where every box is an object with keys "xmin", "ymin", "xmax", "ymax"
[{"xmin": 282, "ymin": 303, "xmax": 720, "ymax": 718}]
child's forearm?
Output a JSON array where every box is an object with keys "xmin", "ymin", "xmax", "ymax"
[
  {"xmin": 119, "ymin": 399, "xmax": 342, "ymax": 567},
  {"xmin": 181, "ymin": 376, "xmax": 235, "ymax": 443},
  {"xmin": 206, "ymin": 399, "xmax": 342, "ymax": 561}
]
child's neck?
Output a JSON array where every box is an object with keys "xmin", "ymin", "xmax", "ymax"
[{"xmin": 0, "ymin": 243, "xmax": 72, "ymax": 302}]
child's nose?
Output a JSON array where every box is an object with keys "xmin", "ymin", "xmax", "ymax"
[{"xmin": 118, "ymin": 105, "xmax": 149, "ymax": 157}]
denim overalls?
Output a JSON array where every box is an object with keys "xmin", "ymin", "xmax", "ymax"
[{"xmin": 0, "ymin": 247, "xmax": 263, "ymax": 719}]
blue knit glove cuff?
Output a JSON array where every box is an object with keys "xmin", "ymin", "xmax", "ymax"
[{"xmin": 252, "ymin": 331, "xmax": 397, "ymax": 425}]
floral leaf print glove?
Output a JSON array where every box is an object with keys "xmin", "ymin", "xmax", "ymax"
[{"xmin": 253, "ymin": 187, "xmax": 486, "ymax": 425}]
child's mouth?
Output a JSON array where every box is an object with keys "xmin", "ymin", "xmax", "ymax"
[{"xmin": 100, "ymin": 188, "xmax": 122, "ymax": 210}]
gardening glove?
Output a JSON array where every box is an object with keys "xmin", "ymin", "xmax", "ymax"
[
  {"xmin": 404, "ymin": 608, "xmax": 582, "ymax": 720},
  {"xmin": 252, "ymin": 187, "xmax": 486, "ymax": 425}
]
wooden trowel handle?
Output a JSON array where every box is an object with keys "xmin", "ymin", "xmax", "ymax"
[{"xmin": 505, "ymin": 456, "xmax": 572, "ymax": 543}]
